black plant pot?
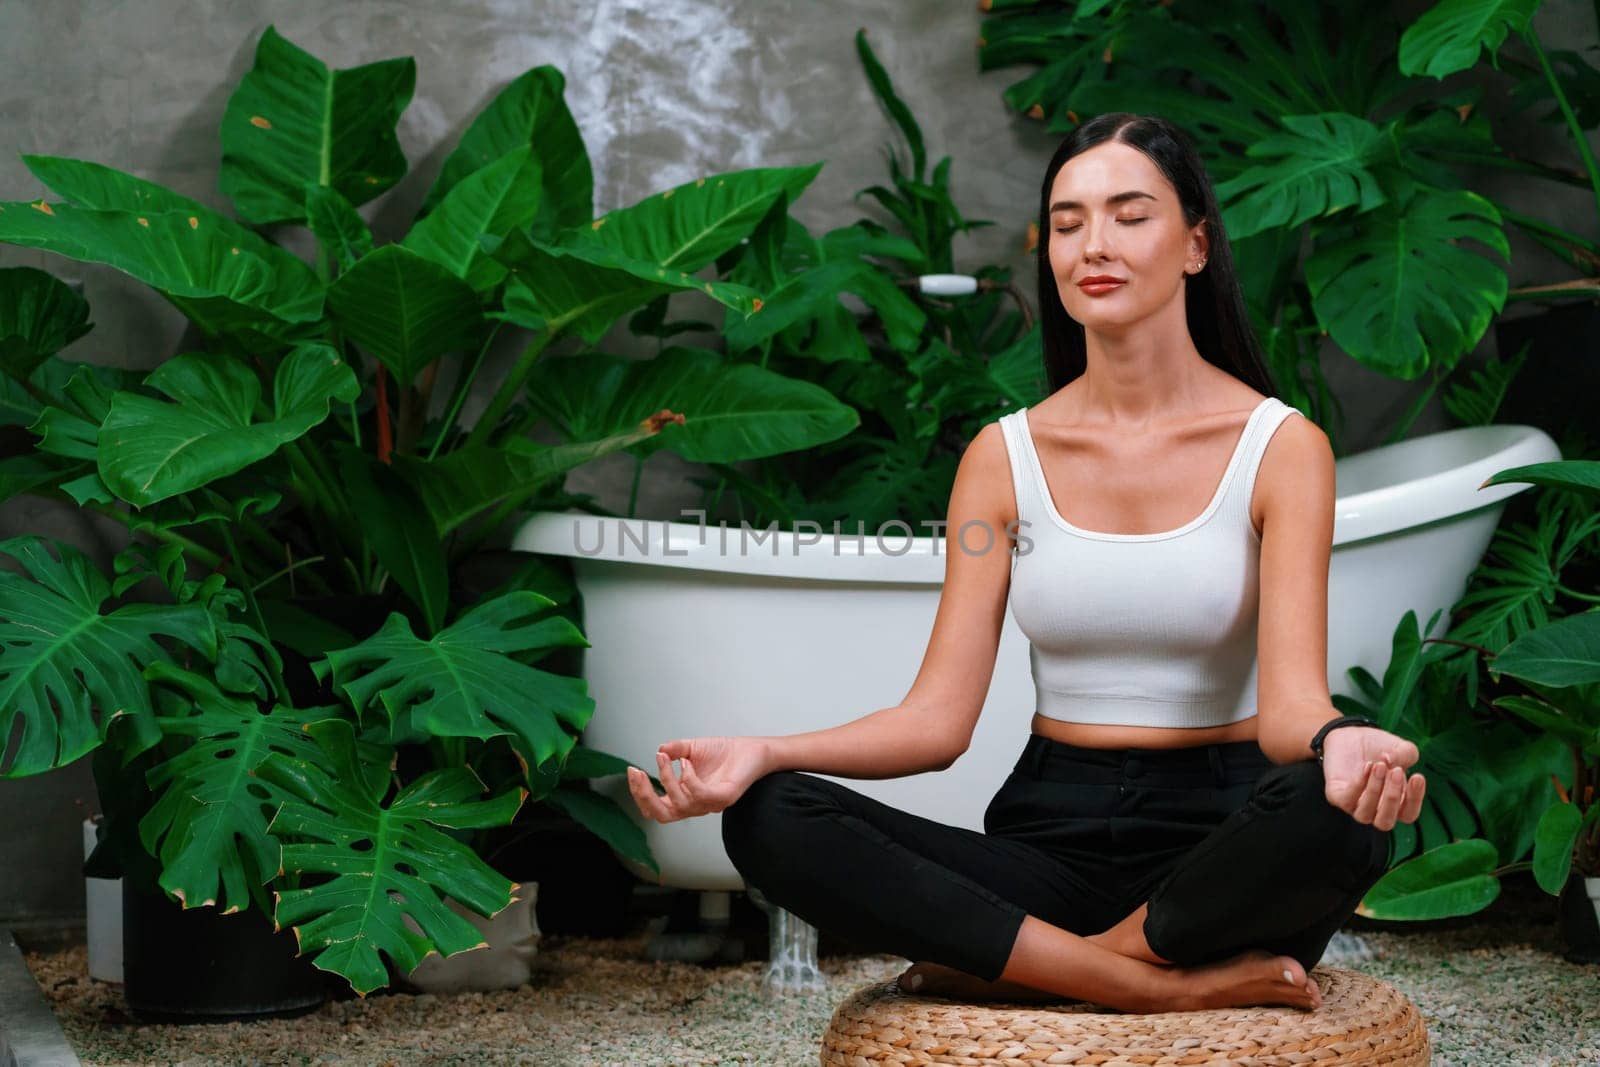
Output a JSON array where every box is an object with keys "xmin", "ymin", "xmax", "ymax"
[
  {"xmin": 485, "ymin": 806, "xmax": 638, "ymax": 937},
  {"xmin": 1557, "ymin": 871, "xmax": 1600, "ymax": 965},
  {"xmin": 122, "ymin": 879, "xmax": 330, "ymax": 1021}
]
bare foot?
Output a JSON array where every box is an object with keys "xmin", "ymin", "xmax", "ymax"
[
  {"xmin": 1169, "ymin": 949, "xmax": 1322, "ymax": 1012},
  {"xmin": 895, "ymin": 961, "xmax": 1061, "ymax": 1003}
]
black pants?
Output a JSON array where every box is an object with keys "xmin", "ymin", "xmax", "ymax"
[{"xmin": 720, "ymin": 733, "xmax": 1393, "ymax": 983}]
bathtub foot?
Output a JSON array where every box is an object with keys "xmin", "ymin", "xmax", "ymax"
[{"xmin": 746, "ymin": 886, "xmax": 826, "ymax": 995}]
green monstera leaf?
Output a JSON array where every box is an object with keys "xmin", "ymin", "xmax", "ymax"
[
  {"xmin": 97, "ymin": 343, "xmax": 358, "ymax": 505},
  {"xmin": 0, "ymin": 536, "xmax": 216, "ymax": 777},
  {"xmin": 315, "ymin": 591, "xmax": 594, "ymax": 776},
  {"xmin": 1304, "ymin": 188, "xmax": 1508, "ymax": 378},
  {"xmin": 219, "ymin": 25, "xmax": 415, "ymax": 226},
  {"xmin": 110, "ymin": 540, "xmax": 283, "ymax": 700},
  {"xmin": 1398, "ymin": 0, "xmax": 1541, "ymax": 80},
  {"xmin": 1214, "ymin": 113, "xmax": 1391, "ymax": 240},
  {"xmin": 255, "ymin": 717, "xmax": 527, "ymax": 995},
  {"xmin": 136, "ymin": 662, "xmax": 329, "ymax": 916}
]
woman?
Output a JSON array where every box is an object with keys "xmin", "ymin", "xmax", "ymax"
[{"xmin": 624, "ymin": 112, "xmax": 1427, "ymax": 1014}]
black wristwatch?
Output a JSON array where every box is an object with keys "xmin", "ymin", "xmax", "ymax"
[{"xmin": 1308, "ymin": 715, "xmax": 1380, "ymax": 763}]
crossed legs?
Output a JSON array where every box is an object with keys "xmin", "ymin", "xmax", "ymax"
[{"xmin": 720, "ymin": 760, "xmax": 1384, "ymax": 1012}]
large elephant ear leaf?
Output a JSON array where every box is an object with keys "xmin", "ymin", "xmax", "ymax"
[
  {"xmin": 304, "ymin": 185, "xmax": 374, "ymax": 273},
  {"xmin": 0, "ymin": 266, "xmax": 92, "ymax": 380},
  {"xmin": 417, "ymin": 65, "xmax": 592, "ymax": 230},
  {"xmin": 0, "ymin": 536, "xmax": 216, "ymax": 777},
  {"xmin": 489, "ymin": 164, "xmax": 823, "ymax": 344},
  {"xmin": 136, "ymin": 662, "xmax": 329, "ymax": 916},
  {"xmin": 401, "ymin": 145, "xmax": 544, "ymax": 294},
  {"xmin": 219, "ymin": 25, "xmax": 415, "ymax": 226},
  {"xmin": 98, "ymin": 343, "xmax": 357, "ymax": 505},
  {"xmin": 323, "ymin": 243, "xmax": 484, "ymax": 388},
  {"xmin": 315, "ymin": 591, "xmax": 594, "ymax": 775},
  {"xmin": 255, "ymin": 717, "xmax": 526, "ymax": 995}
]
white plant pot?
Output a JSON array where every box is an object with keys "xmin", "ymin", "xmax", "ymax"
[
  {"xmin": 1586, "ymin": 877, "xmax": 1600, "ymax": 930},
  {"xmin": 82, "ymin": 816, "xmax": 123, "ymax": 984},
  {"xmin": 402, "ymin": 882, "xmax": 542, "ymax": 994}
]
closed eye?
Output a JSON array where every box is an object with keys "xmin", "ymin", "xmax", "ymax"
[{"xmin": 1055, "ymin": 219, "xmax": 1148, "ymax": 233}]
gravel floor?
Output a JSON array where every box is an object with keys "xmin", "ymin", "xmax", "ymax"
[{"xmin": 20, "ymin": 891, "xmax": 1600, "ymax": 1067}]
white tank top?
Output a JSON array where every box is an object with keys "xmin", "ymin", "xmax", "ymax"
[{"xmin": 996, "ymin": 396, "xmax": 1303, "ymax": 728}]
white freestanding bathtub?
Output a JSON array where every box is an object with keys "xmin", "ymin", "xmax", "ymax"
[{"xmin": 513, "ymin": 419, "xmax": 1560, "ymax": 990}]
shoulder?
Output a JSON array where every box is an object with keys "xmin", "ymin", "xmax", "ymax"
[
  {"xmin": 950, "ymin": 418, "xmax": 1019, "ymax": 524},
  {"xmin": 1260, "ymin": 402, "xmax": 1330, "ymax": 470},
  {"xmin": 956, "ymin": 417, "xmax": 1013, "ymax": 474},
  {"xmin": 1254, "ymin": 403, "xmax": 1334, "ymax": 525}
]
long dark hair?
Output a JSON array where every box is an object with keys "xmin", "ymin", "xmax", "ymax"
[{"xmin": 1036, "ymin": 112, "xmax": 1280, "ymax": 400}]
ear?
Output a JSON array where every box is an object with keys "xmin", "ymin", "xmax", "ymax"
[{"xmin": 1191, "ymin": 218, "xmax": 1210, "ymax": 262}]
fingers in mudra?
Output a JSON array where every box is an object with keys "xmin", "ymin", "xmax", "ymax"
[
  {"xmin": 627, "ymin": 751, "xmax": 705, "ymax": 823},
  {"xmin": 1348, "ymin": 759, "xmax": 1426, "ymax": 831}
]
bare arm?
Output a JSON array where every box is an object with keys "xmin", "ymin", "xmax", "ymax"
[
  {"xmin": 755, "ymin": 703, "xmax": 961, "ymax": 779},
  {"xmin": 751, "ymin": 422, "xmax": 1016, "ymax": 781}
]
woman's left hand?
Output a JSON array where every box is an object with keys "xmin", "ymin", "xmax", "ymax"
[{"xmin": 1320, "ymin": 725, "xmax": 1427, "ymax": 831}]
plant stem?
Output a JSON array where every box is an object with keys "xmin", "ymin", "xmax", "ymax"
[
  {"xmin": 1521, "ymin": 27, "xmax": 1600, "ymax": 224},
  {"xmin": 461, "ymin": 332, "xmax": 555, "ymax": 451},
  {"xmin": 219, "ymin": 524, "xmax": 290, "ymax": 704},
  {"xmin": 1484, "ymin": 198, "xmax": 1600, "ymax": 256},
  {"xmin": 627, "ymin": 453, "xmax": 644, "ymax": 518},
  {"xmin": 316, "ymin": 240, "xmax": 362, "ymax": 450},
  {"xmin": 1381, "ymin": 373, "xmax": 1438, "ymax": 447},
  {"xmin": 448, "ymin": 493, "xmax": 523, "ymax": 561},
  {"xmin": 346, "ymin": 347, "xmax": 362, "ymax": 451},
  {"xmin": 375, "ymin": 364, "xmax": 394, "ymax": 464},
  {"xmin": 1421, "ymin": 636, "xmax": 1499, "ymax": 659},
  {"xmin": 397, "ymin": 378, "xmax": 415, "ymax": 455},
  {"xmin": 250, "ymin": 555, "xmax": 327, "ymax": 594},
  {"xmin": 426, "ymin": 320, "xmax": 506, "ymax": 461},
  {"xmin": 1557, "ymin": 583, "xmax": 1600, "ymax": 603},
  {"xmin": 282, "ymin": 444, "xmax": 355, "ymax": 572},
  {"xmin": 1424, "ymin": 146, "xmax": 1595, "ymax": 189},
  {"xmin": 84, "ymin": 503, "xmax": 223, "ymax": 568}
]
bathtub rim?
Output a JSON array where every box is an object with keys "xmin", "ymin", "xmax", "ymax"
[{"xmin": 511, "ymin": 421, "xmax": 1560, "ymax": 583}]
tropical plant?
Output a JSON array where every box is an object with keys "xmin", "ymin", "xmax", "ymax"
[
  {"xmin": 655, "ymin": 29, "xmax": 1049, "ymax": 532},
  {"xmin": 0, "ymin": 23, "xmax": 876, "ymax": 994},
  {"xmin": 1336, "ymin": 454, "xmax": 1600, "ymax": 921}
]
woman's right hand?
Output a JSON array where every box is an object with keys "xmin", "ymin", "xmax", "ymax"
[{"xmin": 625, "ymin": 736, "xmax": 770, "ymax": 823}]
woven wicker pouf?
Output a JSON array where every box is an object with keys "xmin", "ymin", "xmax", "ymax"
[{"xmin": 821, "ymin": 966, "xmax": 1429, "ymax": 1065}]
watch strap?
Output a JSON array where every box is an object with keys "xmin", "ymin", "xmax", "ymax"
[{"xmin": 1309, "ymin": 715, "xmax": 1379, "ymax": 762}]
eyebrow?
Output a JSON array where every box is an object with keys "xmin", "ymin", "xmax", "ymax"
[{"xmin": 1049, "ymin": 190, "xmax": 1158, "ymax": 212}]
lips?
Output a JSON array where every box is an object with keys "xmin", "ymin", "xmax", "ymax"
[{"xmin": 1077, "ymin": 277, "xmax": 1124, "ymax": 293}]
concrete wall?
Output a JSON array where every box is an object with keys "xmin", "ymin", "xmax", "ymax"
[{"xmin": 0, "ymin": 0, "xmax": 1593, "ymax": 929}]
